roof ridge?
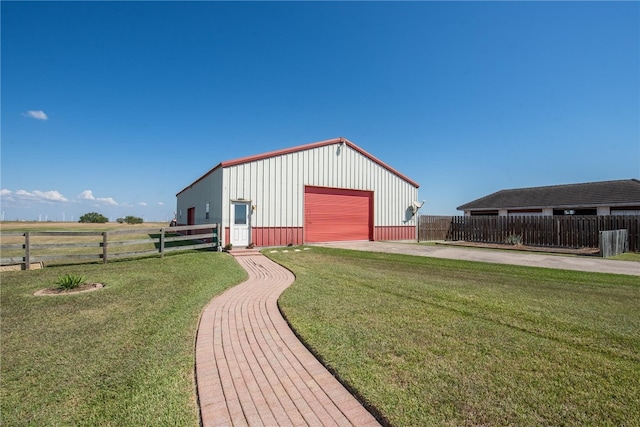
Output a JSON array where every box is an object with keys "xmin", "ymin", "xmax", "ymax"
[
  {"xmin": 177, "ymin": 137, "xmax": 420, "ymax": 196},
  {"xmin": 457, "ymin": 179, "xmax": 640, "ymax": 211},
  {"xmin": 500, "ymin": 179, "xmax": 639, "ymax": 193}
]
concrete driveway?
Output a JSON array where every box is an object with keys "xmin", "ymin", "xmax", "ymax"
[{"xmin": 312, "ymin": 241, "xmax": 640, "ymax": 277}]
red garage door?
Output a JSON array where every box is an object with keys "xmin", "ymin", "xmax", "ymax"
[{"xmin": 304, "ymin": 186, "xmax": 373, "ymax": 243}]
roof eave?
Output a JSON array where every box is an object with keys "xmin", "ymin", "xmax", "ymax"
[
  {"xmin": 459, "ymin": 201, "xmax": 640, "ymax": 211},
  {"xmin": 176, "ymin": 163, "xmax": 223, "ymax": 197}
]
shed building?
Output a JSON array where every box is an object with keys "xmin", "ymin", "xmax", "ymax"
[
  {"xmin": 176, "ymin": 137, "xmax": 421, "ymax": 247},
  {"xmin": 457, "ymin": 179, "xmax": 640, "ymax": 216}
]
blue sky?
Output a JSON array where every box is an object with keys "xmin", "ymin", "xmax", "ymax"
[{"xmin": 2, "ymin": 1, "xmax": 638, "ymax": 222}]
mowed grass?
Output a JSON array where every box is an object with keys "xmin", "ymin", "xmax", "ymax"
[
  {"xmin": 271, "ymin": 247, "xmax": 640, "ymax": 427},
  {"xmin": 1, "ymin": 251, "xmax": 246, "ymax": 426}
]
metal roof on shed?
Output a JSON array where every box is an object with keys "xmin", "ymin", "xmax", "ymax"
[
  {"xmin": 177, "ymin": 137, "xmax": 419, "ymax": 196},
  {"xmin": 457, "ymin": 179, "xmax": 640, "ymax": 211}
]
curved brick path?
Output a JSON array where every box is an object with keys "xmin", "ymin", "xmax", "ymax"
[{"xmin": 195, "ymin": 251, "xmax": 380, "ymax": 427}]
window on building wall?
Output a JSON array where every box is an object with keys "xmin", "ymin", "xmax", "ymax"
[
  {"xmin": 554, "ymin": 209, "xmax": 574, "ymax": 215},
  {"xmin": 611, "ymin": 208, "xmax": 640, "ymax": 215},
  {"xmin": 470, "ymin": 211, "xmax": 498, "ymax": 216},
  {"xmin": 508, "ymin": 210, "xmax": 542, "ymax": 217},
  {"xmin": 574, "ymin": 208, "xmax": 597, "ymax": 215},
  {"xmin": 553, "ymin": 208, "xmax": 597, "ymax": 215},
  {"xmin": 234, "ymin": 204, "xmax": 247, "ymax": 225}
]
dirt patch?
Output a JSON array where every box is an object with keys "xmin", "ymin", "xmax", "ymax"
[
  {"xmin": 34, "ymin": 283, "xmax": 105, "ymax": 296},
  {"xmin": 1, "ymin": 262, "xmax": 44, "ymax": 272}
]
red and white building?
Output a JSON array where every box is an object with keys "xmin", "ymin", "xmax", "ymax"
[{"xmin": 176, "ymin": 137, "xmax": 421, "ymax": 247}]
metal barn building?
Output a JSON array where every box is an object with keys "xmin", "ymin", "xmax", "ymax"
[{"xmin": 175, "ymin": 137, "xmax": 421, "ymax": 247}]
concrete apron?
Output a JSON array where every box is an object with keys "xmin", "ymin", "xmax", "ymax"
[{"xmin": 311, "ymin": 241, "xmax": 640, "ymax": 277}]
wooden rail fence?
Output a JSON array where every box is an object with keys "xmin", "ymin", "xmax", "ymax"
[
  {"xmin": 418, "ymin": 215, "xmax": 639, "ymax": 253},
  {"xmin": 0, "ymin": 224, "xmax": 219, "ymax": 270}
]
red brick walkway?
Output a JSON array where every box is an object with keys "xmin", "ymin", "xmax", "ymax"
[{"xmin": 195, "ymin": 251, "xmax": 380, "ymax": 427}]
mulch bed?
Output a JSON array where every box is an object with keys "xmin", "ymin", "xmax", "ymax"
[
  {"xmin": 437, "ymin": 241, "xmax": 600, "ymax": 256},
  {"xmin": 34, "ymin": 283, "xmax": 105, "ymax": 296}
]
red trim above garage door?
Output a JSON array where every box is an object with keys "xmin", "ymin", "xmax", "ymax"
[{"xmin": 304, "ymin": 186, "xmax": 373, "ymax": 243}]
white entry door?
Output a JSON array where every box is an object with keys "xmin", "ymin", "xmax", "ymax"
[{"xmin": 230, "ymin": 202, "xmax": 250, "ymax": 247}]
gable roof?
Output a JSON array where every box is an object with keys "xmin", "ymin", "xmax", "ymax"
[
  {"xmin": 457, "ymin": 179, "xmax": 640, "ymax": 211},
  {"xmin": 177, "ymin": 137, "xmax": 419, "ymax": 196}
]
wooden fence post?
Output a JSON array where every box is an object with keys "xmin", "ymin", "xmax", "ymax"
[
  {"xmin": 24, "ymin": 232, "xmax": 30, "ymax": 270},
  {"xmin": 102, "ymin": 232, "xmax": 108, "ymax": 264},
  {"xmin": 160, "ymin": 228, "xmax": 165, "ymax": 257}
]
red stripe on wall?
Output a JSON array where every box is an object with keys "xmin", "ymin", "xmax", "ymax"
[
  {"xmin": 225, "ymin": 227, "xmax": 303, "ymax": 247},
  {"xmin": 252, "ymin": 227, "xmax": 304, "ymax": 247},
  {"xmin": 224, "ymin": 226, "xmax": 414, "ymax": 247},
  {"xmin": 374, "ymin": 226, "xmax": 416, "ymax": 241}
]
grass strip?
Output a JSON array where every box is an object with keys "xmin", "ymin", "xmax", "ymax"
[
  {"xmin": 1, "ymin": 251, "xmax": 246, "ymax": 426},
  {"xmin": 271, "ymin": 247, "xmax": 640, "ymax": 427}
]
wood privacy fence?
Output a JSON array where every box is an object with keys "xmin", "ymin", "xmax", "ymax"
[
  {"xmin": 0, "ymin": 224, "xmax": 219, "ymax": 270},
  {"xmin": 418, "ymin": 215, "xmax": 640, "ymax": 253},
  {"xmin": 600, "ymin": 230, "xmax": 629, "ymax": 258}
]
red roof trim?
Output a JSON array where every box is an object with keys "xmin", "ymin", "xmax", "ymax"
[
  {"xmin": 220, "ymin": 137, "xmax": 345, "ymax": 168},
  {"xmin": 176, "ymin": 137, "xmax": 419, "ymax": 196}
]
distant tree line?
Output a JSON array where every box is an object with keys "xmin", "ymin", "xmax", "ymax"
[
  {"xmin": 79, "ymin": 212, "xmax": 143, "ymax": 224},
  {"xmin": 117, "ymin": 216, "xmax": 143, "ymax": 225}
]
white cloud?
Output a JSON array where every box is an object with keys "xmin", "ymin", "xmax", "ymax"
[
  {"xmin": 158, "ymin": 202, "xmax": 164, "ymax": 206},
  {"xmin": 78, "ymin": 190, "xmax": 95, "ymax": 200},
  {"xmin": 33, "ymin": 190, "xmax": 68, "ymax": 202},
  {"xmin": 1, "ymin": 189, "xmax": 15, "ymax": 201},
  {"xmin": 22, "ymin": 110, "xmax": 48, "ymax": 120},
  {"xmin": 77, "ymin": 190, "xmax": 118, "ymax": 206},
  {"xmin": 139, "ymin": 202, "xmax": 148, "ymax": 207},
  {"xmin": 96, "ymin": 197, "xmax": 118, "ymax": 206},
  {"xmin": 8, "ymin": 189, "xmax": 67, "ymax": 202}
]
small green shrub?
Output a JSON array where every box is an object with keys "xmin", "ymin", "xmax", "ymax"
[
  {"xmin": 55, "ymin": 274, "xmax": 86, "ymax": 290},
  {"xmin": 224, "ymin": 243, "xmax": 233, "ymax": 251},
  {"xmin": 505, "ymin": 234, "xmax": 523, "ymax": 245}
]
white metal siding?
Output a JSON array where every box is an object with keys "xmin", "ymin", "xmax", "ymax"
[
  {"xmin": 223, "ymin": 142, "xmax": 418, "ymax": 229},
  {"xmin": 176, "ymin": 168, "xmax": 223, "ymax": 226}
]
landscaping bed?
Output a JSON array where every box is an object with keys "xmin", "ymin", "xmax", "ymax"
[{"xmin": 437, "ymin": 240, "xmax": 600, "ymax": 255}]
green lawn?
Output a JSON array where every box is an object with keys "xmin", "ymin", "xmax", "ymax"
[
  {"xmin": 271, "ymin": 247, "xmax": 640, "ymax": 427},
  {"xmin": 610, "ymin": 251, "xmax": 640, "ymax": 262},
  {"xmin": 3, "ymin": 245, "xmax": 638, "ymax": 427},
  {"xmin": 1, "ymin": 251, "xmax": 246, "ymax": 426}
]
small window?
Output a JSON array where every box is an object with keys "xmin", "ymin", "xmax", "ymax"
[{"xmin": 234, "ymin": 204, "xmax": 247, "ymax": 225}]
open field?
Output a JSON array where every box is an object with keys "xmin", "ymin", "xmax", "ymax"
[
  {"xmin": 0, "ymin": 221, "xmax": 169, "ymax": 232},
  {"xmin": 0, "ymin": 221, "xmax": 207, "ymax": 267},
  {"xmin": 1, "ymin": 251, "xmax": 246, "ymax": 426},
  {"xmin": 271, "ymin": 247, "xmax": 640, "ymax": 427}
]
